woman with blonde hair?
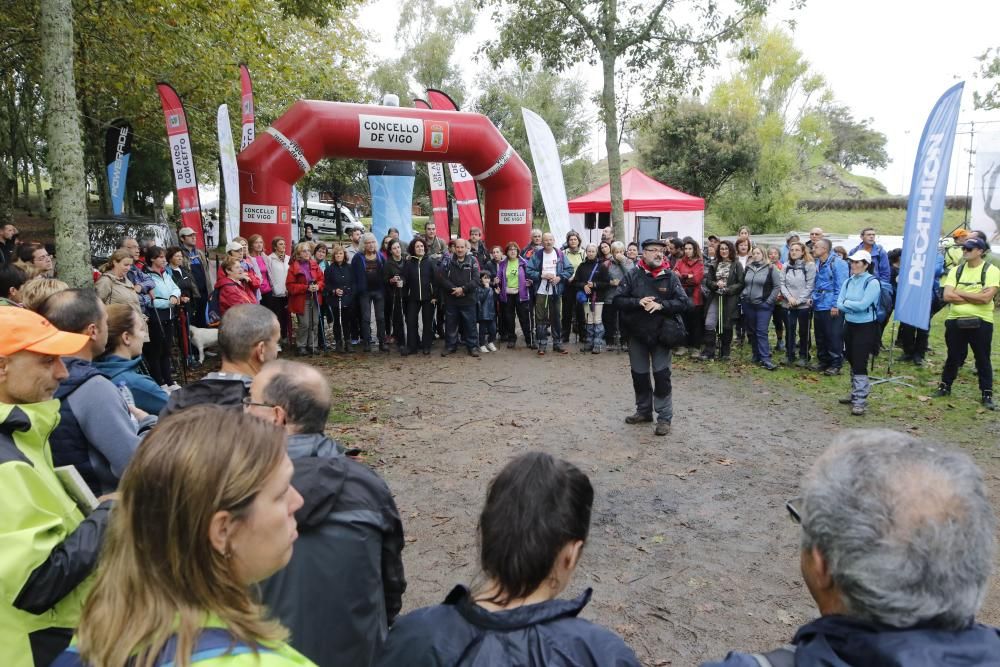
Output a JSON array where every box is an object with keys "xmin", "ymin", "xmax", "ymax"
[
  {"xmin": 60, "ymin": 406, "xmax": 309, "ymax": 667},
  {"xmin": 95, "ymin": 249, "xmax": 142, "ymax": 314}
]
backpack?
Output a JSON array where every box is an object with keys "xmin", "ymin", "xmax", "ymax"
[
  {"xmin": 204, "ymin": 287, "xmax": 222, "ymax": 328},
  {"xmin": 52, "ymin": 628, "xmax": 273, "ymax": 667},
  {"xmin": 862, "ymin": 274, "xmax": 893, "ymax": 324}
]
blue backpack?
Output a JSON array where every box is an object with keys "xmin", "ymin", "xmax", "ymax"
[
  {"xmin": 863, "ymin": 274, "xmax": 894, "ymax": 323},
  {"xmin": 53, "ymin": 628, "xmax": 273, "ymax": 667}
]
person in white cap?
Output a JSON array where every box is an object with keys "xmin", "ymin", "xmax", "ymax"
[
  {"xmin": 834, "ymin": 249, "xmax": 882, "ymax": 415},
  {"xmin": 177, "ymin": 226, "xmax": 213, "ymax": 326}
]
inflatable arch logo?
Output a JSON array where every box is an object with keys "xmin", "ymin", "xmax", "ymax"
[{"xmin": 237, "ymin": 100, "xmax": 533, "ymax": 248}]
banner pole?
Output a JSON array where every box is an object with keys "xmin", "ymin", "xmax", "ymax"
[{"xmin": 871, "ymin": 319, "xmax": 913, "ymax": 388}]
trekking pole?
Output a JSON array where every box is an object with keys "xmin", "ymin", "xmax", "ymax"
[
  {"xmin": 338, "ymin": 295, "xmax": 343, "ymax": 348},
  {"xmin": 313, "ymin": 290, "xmax": 325, "ymax": 351},
  {"xmin": 717, "ymin": 293, "xmax": 724, "ymax": 357}
]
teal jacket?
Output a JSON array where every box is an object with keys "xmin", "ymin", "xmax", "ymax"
[
  {"xmin": 93, "ymin": 355, "xmax": 169, "ymax": 414},
  {"xmin": 836, "ymin": 272, "xmax": 881, "ymax": 324}
]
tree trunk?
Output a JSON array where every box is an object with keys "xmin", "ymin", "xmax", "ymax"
[
  {"xmin": 600, "ymin": 52, "xmax": 626, "ymax": 242},
  {"xmin": 39, "ymin": 0, "xmax": 91, "ymax": 287},
  {"xmin": 0, "ymin": 167, "xmax": 12, "ymax": 227},
  {"xmin": 20, "ymin": 158, "xmax": 30, "ymax": 210},
  {"xmin": 34, "ymin": 159, "xmax": 46, "ymax": 216}
]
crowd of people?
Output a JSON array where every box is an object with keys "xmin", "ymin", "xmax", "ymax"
[{"xmin": 2, "ymin": 296, "xmax": 999, "ymax": 666}]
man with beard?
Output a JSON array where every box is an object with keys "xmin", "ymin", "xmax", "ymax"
[{"xmin": 614, "ymin": 239, "xmax": 690, "ymax": 436}]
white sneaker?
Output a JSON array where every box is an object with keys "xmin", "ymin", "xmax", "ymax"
[
  {"xmin": 487, "ymin": 342, "xmax": 497, "ymax": 352},
  {"xmin": 479, "ymin": 345, "xmax": 489, "ymax": 353},
  {"xmin": 167, "ymin": 383, "xmax": 181, "ymax": 392}
]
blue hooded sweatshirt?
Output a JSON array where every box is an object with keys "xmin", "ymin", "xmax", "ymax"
[
  {"xmin": 93, "ymin": 355, "xmax": 169, "ymax": 414},
  {"xmin": 701, "ymin": 614, "xmax": 1000, "ymax": 667}
]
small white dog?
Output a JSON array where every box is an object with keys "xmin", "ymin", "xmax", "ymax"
[{"xmin": 188, "ymin": 325, "xmax": 219, "ymax": 364}]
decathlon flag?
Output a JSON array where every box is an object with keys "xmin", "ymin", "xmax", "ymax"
[
  {"xmin": 896, "ymin": 82, "xmax": 964, "ymax": 330},
  {"xmin": 104, "ymin": 119, "xmax": 132, "ymax": 215},
  {"xmin": 522, "ymin": 107, "xmax": 570, "ymax": 242},
  {"xmin": 217, "ymin": 104, "xmax": 240, "ymax": 245},
  {"xmin": 414, "ymin": 99, "xmax": 450, "ymax": 240},
  {"xmin": 239, "ymin": 64, "xmax": 255, "ymax": 151},
  {"xmin": 158, "ymin": 82, "xmax": 205, "ymax": 249},
  {"xmin": 368, "ymin": 160, "xmax": 416, "ymax": 243},
  {"xmin": 427, "ymin": 89, "xmax": 483, "ymax": 239},
  {"xmin": 971, "ymin": 131, "xmax": 1000, "ymax": 244}
]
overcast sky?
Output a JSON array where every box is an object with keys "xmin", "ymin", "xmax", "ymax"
[{"xmin": 359, "ymin": 0, "xmax": 1000, "ymax": 196}]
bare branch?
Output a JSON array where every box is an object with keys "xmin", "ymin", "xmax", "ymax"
[
  {"xmin": 645, "ymin": 9, "xmax": 758, "ymax": 49},
  {"xmin": 551, "ymin": 0, "xmax": 604, "ymax": 49},
  {"xmin": 623, "ymin": 0, "xmax": 673, "ymax": 50}
]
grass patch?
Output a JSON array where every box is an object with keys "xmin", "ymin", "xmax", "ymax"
[
  {"xmin": 685, "ymin": 308, "xmax": 999, "ymax": 454},
  {"xmin": 705, "ymin": 208, "xmax": 968, "ymax": 237}
]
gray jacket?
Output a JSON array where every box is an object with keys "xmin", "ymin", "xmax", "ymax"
[
  {"xmin": 260, "ymin": 433, "xmax": 406, "ymax": 667},
  {"xmin": 604, "ymin": 257, "xmax": 634, "ymax": 304},
  {"xmin": 741, "ymin": 262, "xmax": 781, "ymax": 306},
  {"xmin": 780, "ymin": 259, "xmax": 816, "ymax": 310}
]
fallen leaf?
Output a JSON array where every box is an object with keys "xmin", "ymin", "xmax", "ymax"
[
  {"xmin": 652, "ymin": 535, "xmax": 664, "ymax": 544},
  {"xmin": 716, "ymin": 458, "xmax": 734, "ymax": 466},
  {"xmin": 917, "ymin": 395, "xmax": 930, "ymax": 402}
]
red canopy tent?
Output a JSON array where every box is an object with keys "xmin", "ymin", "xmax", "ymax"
[{"xmin": 568, "ymin": 168, "xmax": 705, "ymax": 245}]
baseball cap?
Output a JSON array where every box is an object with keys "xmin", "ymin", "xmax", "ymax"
[
  {"xmin": 952, "ymin": 229, "xmax": 969, "ymax": 240},
  {"xmin": 0, "ymin": 308, "xmax": 89, "ymax": 356},
  {"xmin": 178, "ymin": 226, "xmax": 196, "ymax": 237},
  {"xmin": 226, "ymin": 241, "xmax": 244, "ymax": 253},
  {"xmin": 847, "ymin": 249, "xmax": 872, "ymax": 264},
  {"xmin": 962, "ymin": 237, "xmax": 987, "ymax": 251}
]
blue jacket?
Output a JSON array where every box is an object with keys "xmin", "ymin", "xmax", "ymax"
[
  {"xmin": 701, "ymin": 614, "xmax": 1000, "ymax": 667},
  {"xmin": 525, "ymin": 247, "xmax": 574, "ymax": 297},
  {"xmin": 812, "ymin": 255, "xmax": 849, "ymax": 311},
  {"xmin": 92, "ymin": 355, "xmax": 169, "ymax": 414},
  {"xmin": 145, "ymin": 267, "xmax": 180, "ymax": 311},
  {"xmin": 475, "ymin": 284, "xmax": 496, "ymax": 321},
  {"xmin": 848, "ymin": 242, "xmax": 891, "ymax": 285},
  {"xmin": 375, "ymin": 585, "xmax": 641, "ymax": 667},
  {"xmin": 126, "ymin": 264, "xmax": 155, "ymax": 309},
  {"xmin": 352, "ymin": 252, "xmax": 385, "ymax": 296},
  {"xmin": 836, "ymin": 273, "xmax": 882, "ymax": 324}
]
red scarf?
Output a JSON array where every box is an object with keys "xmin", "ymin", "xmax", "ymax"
[{"xmin": 638, "ymin": 258, "xmax": 667, "ymax": 278}]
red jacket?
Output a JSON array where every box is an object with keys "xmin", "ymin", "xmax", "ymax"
[
  {"xmin": 674, "ymin": 257, "xmax": 705, "ymax": 306},
  {"xmin": 218, "ymin": 258, "xmax": 262, "ymax": 292},
  {"xmin": 286, "ymin": 258, "xmax": 325, "ymax": 314},
  {"xmin": 216, "ymin": 276, "xmax": 257, "ymax": 314}
]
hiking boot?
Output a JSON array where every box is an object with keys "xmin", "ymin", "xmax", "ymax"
[
  {"xmin": 468, "ymin": 348, "xmax": 480, "ymax": 357},
  {"xmin": 654, "ymin": 421, "xmax": 672, "ymax": 436},
  {"xmin": 983, "ymin": 391, "xmax": 997, "ymax": 411},
  {"xmin": 625, "ymin": 412, "xmax": 653, "ymax": 424},
  {"xmin": 507, "ymin": 341, "xmax": 516, "ymax": 349},
  {"xmin": 898, "ymin": 353, "xmax": 914, "ymax": 362},
  {"xmin": 851, "ymin": 404, "xmax": 866, "ymax": 416},
  {"xmin": 554, "ymin": 346, "xmax": 568, "ymax": 355},
  {"xmin": 592, "ymin": 346, "xmax": 602, "ymax": 354},
  {"xmin": 912, "ymin": 355, "xmax": 925, "ymax": 367},
  {"xmin": 674, "ymin": 347, "xmax": 688, "ymax": 356},
  {"xmin": 697, "ymin": 351, "xmax": 714, "ymax": 361},
  {"xmin": 761, "ymin": 361, "xmax": 777, "ymax": 371},
  {"xmin": 775, "ymin": 341, "xmax": 786, "ymax": 352},
  {"xmin": 537, "ymin": 348, "xmax": 546, "ymax": 356},
  {"xmin": 933, "ymin": 383, "xmax": 951, "ymax": 397},
  {"xmin": 838, "ymin": 396, "xmax": 852, "ymax": 405},
  {"xmin": 795, "ymin": 358, "xmax": 808, "ymax": 368},
  {"xmin": 441, "ymin": 348, "xmax": 456, "ymax": 357},
  {"xmin": 823, "ymin": 367, "xmax": 842, "ymax": 376}
]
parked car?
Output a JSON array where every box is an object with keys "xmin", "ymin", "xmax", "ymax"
[{"xmin": 89, "ymin": 216, "xmax": 179, "ymax": 268}]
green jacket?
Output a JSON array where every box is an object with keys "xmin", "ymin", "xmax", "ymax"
[{"xmin": 0, "ymin": 400, "xmax": 110, "ymax": 667}]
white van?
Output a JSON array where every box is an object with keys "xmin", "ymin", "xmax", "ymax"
[{"xmin": 300, "ymin": 201, "xmax": 362, "ymax": 236}]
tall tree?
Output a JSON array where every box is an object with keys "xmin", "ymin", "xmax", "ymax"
[
  {"xmin": 481, "ymin": 0, "xmax": 773, "ymax": 240},
  {"xmin": 974, "ymin": 46, "xmax": 1000, "ymax": 110},
  {"xmin": 819, "ymin": 103, "xmax": 888, "ymax": 170},
  {"xmin": 39, "ymin": 0, "xmax": 90, "ymax": 287}
]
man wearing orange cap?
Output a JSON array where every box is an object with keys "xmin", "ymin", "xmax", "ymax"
[{"xmin": 0, "ymin": 308, "xmax": 116, "ymax": 667}]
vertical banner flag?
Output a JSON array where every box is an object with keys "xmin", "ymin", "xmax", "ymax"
[
  {"xmin": 291, "ymin": 186, "xmax": 301, "ymax": 244},
  {"xmin": 896, "ymin": 82, "xmax": 964, "ymax": 330},
  {"xmin": 414, "ymin": 99, "xmax": 450, "ymax": 240},
  {"xmin": 426, "ymin": 89, "xmax": 484, "ymax": 239},
  {"xmin": 104, "ymin": 119, "xmax": 132, "ymax": 215},
  {"xmin": 367, "ymin": 94, "xmax": 416, "ymax": 243},
  {"xmin": 217, "ymin": 104, "xmax": 240, "ymax": 245},
  {"xmin": 157, "ymin": 82, "xmax": 206, "ymax": 249},
  {"xmin": 239, "ymin": 64, "xmax": 255, "ymax": 151},
  {"xmin": 522, "ymin": 107, "xmax": 571, "ymax": 242},
  {"xmin": 971, "ymin": 131, "xmax": 1000, "ymax": 244}
]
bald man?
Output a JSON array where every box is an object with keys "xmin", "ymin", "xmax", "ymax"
[{"xmin": 248, "ymin": 360, "xmax": 406, "ymax": 667}]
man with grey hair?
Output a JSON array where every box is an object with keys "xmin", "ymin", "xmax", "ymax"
[
  {"xmin": 702, "ymin": 429, "xmax": 1000, "ymax": 666},
  {"xmin": 160, "ymin": 304, "xmax": 280, "ymax": 417},
  {"xmin": 248, "ymin": 360, "xmax": 406, "ymax": 667}
]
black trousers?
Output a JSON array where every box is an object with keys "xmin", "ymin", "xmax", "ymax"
[
  {"xmin": 682, "ymin": 305, "xmax": 704, "ymax": 349},
  {"xmin": 263, "ymin": 293, "xmax": 289, "ymax": 340},
  {"xmin": 502, "ymin": 297, "xmax": 532, "ymax": 345},
  {"xmin": 330, "ymin": 298, "xmax": 355, "ymax": 346},
  {"xmin": 561, "ymin": 286, "xmax": 584, "ymax": 342},
  {"xmin": 143, "ymin": 308, "xmax": 174, "ymax": 386},
  {"xmin": 406, "ymin": 299, "xmax": 434, "ymax": 352},
  {"xmin": 844, "ymin": 320, "xmax": 879, "ymax": 376},
  {"xmin": 941, "ymin": 320, "xmax": 994, "ymax": 392},
  {"xmin": 385, "ymin": 288, "xmax": 405, "ymax": 343}
]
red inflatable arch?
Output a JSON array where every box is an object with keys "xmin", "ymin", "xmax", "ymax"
[{"xmin": 237, "ymin": 100, "xmax": 533, "ymax": 249}]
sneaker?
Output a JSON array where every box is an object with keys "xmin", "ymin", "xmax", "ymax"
[
  {"xmin": 795, "ymin": 358, "xmax": 808, "ymax": 368},
  {"xmin": 507, "ymin": 341, "xmax": 516, "ymax": 349},
  {"xmin": 697, "ymin": 352, "xmax": 713, "ymax": 361},
  {"xmin": 468, "ymin": 348, "xmax": 480, "ymax": 357},
  {"xmin": 350, "ymin": 338, "xmax": 361, "ymax": 345},
  {"xmin": 851, "ymin": 404, "xmax": 866, "ymax": 416},
  {"xmin": 654, "ymin": 421, "xmax": 672, "ymax": 436},
  {"xmin": 441, "ymin": 348, "xmax": 456, "ymax": 357},
  {"xmin": 167, "ymin": 383, "xmax": 181, "ymax": 392},
  {"xmin": 675, "ymin": 347, "xmax": 688, "ymax": 356},
  {"xmin": 933, "ymin": 383, "xmax": 951, "ymax": 397},
  {"xmin": 912, "ymin": 355, "xmax": 925, "ymax": 367},
  {"xmin": 898, "ymin": 353, "xmax": 914, "ymax": 362},
  {"xmin": 554, "ymin": 346, "xmax": 569, "ymax": 355},
  {"xmin": 625, "ymin": 412, "xmax": 653, "ymax": 424},
  {"xmin": 487, "ymin": 342, "xmax": 497, "ymax": 352},
  {"xmin": 592, "ymin": 347, "xmax": 601, "ymax": 354},
  {"xmin": 421, "ymin": 348, "xmax": 430, "ymax": 356},
  {"xmin": 823, "ymin": 367, "xmax": 842, "ymax": 376},
  {"xmin": 537, "ymin": 348, "xmax": 546, "ymax": 356},
  {"xmin": 983, "ymin": 392, "xmax": 997, "ymax": 411},
  {"xmin": 838, "ymin": 396, "xmax": 852, "ymax": 405},
  {"xmin": 761, "ymin": 361, "xmax": 777, "ymax": 371},
  {"xmin": 479, "ymin": 345, "xmax": 489, "ymax": 353}
]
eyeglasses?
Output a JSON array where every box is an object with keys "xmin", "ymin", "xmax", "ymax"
[
  {"xmin": 785, "ymin": 497, "xmax": 802, "ymax": 524},
  {"xmin": 242, "ymin": 396, "xmax": 276, "ymax": 410}
]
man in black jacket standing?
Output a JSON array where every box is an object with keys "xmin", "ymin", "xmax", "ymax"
[
  {"xmin": 249, "ymin": 360, "xmax": 406, "ymax": 667},
  {"xmin": 438, "ymin": 237, "xmax": 481, "ymax": 357},
  {"xmin": 614, "ymin": 239, "xmax": 691, "ymax": 436}
]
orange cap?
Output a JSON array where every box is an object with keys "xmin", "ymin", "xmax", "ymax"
[
  {"xmin": 0, "ymin": 307, "xmax": 89, "ymax": 356},
  {"xmin": 953, "ymin": 229, "xmax": 969, "ymax": 240}
]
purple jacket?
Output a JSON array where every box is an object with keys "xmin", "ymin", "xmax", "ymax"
[{"xmin": 496, "ymin": 257, "xmax": 530, "ymax": 303}]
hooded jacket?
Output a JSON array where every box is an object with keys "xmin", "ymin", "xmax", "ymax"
[
  {"xmin": 216, "ymin": 276, "xmax": 257, "ymax": 315},
  {"xmin": 323, "ymin": 261, "xmax": 357, "ymax": 308},
  {"xmin": 674, "ymin": 256, "xmax": 706, "ymax": 307},
  {"xmin": 574, "ymin": 257, "xmax": 611, "ymax": 304},
  {"xmin": 0, "ymin": 400, "xmax": 112, "ymax": 667},
  {"xmin": 780, "ymin": 259, "xmax": 817, "ymax": 310},
  {"xmin": 375, "ymin": 585, "xmax": 640, "ymax": 667},
  {"xmin": 813, "ymin": 254, "xmax": 850, "ymax": 311},
  {"xmin": 402, "ymin": 255, "xmax": 436, "ymax": 303},
  {"xmin": 613, "ymin": 262, "xmax": 691, "ymax": 345},
  {"xmin": 496, "ymin": 256, "xmax": 531, "ymax": 303},
  {"xmin": 525, "ymin": 247, "xmax": 574, "ymax": 297},
  {"xmin": 92, "ymin": 355, "xmax": 169, "ymax": 415},
  {"xmin": 848, "ymin": 241, "xmax": 891, "ymax": 284},
  {"xmin": 438, "ymin": 253, "xmax": 481, "ymax": 306},
  {"xmin": 286, "ymin": 258, "xmax": 324, "ymax": 315},
  {"xmin": 95, "ymin": 272, "xmax": 141, "ymax": 314},
  {"xmin": 259, "ymin": 433, "xmax": 405, "ymax": 667},
  {"xmin": 159, "ymin": 372, "xmax": 252, "ymax": 419},
  {"xmin": 701, "ymin": 614, "xmax": 1000, "ymax": 667},
  {"xmin": 741, "ymin": 261, "xmax": 781, "ymax": 307}
]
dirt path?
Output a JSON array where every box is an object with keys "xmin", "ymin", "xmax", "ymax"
[{"xmin": 315, "ymin": 348, "xmax": 1000, "ymax": 666}]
